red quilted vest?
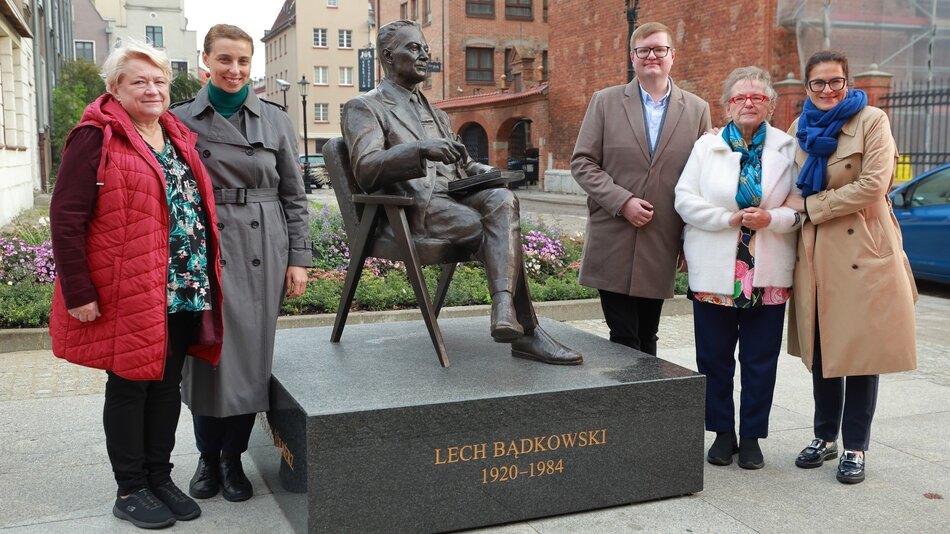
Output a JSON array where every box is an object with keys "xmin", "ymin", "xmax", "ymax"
[{"xmin": 49, "ymin": 94, "xmax": 224, "ymax": 380}]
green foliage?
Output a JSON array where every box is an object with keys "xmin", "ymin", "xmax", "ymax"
[
  {"xmin": 675, "ymin": 272, "xmax": 689, "ymax": 295},
  {"xmin": 439, "ymin": 264, "xmax": 491, "ymax": 306},
  {"xmin": 528, "ymin": 270, "xmax": 599, "ymax": 301},
  {"xmin": 0, "ymin": 283, "xmax": 53, "ymax": 328},
  {"xmin": 170, "ymin": 72, "xmax": 203, "ymax": 104},
  {"xmin": 50, "ymin": 83, "xmax": 89, "ymax": 181},
  {"xmin": 61, "ymin": 59, "xmax": 106, "ymax": 105},
  {"xmin": 280, "ymin": 274, "xmax": 344, "ymax": 315}
]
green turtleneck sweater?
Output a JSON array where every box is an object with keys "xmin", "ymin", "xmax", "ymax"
[{"xmin": 207, "ymin": 83, "xmax": 248, "ymax": 119}]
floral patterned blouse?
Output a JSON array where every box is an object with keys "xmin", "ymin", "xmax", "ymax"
[
  {"xmin": 688, "ymin": 227, "xmax": 790, "ymax": 308},
  {"xmin": 147, "ymin": 132, "xmax": 211, "ymax": 313}
]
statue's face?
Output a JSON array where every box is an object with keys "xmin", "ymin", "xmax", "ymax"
[{"xmin": 385, "ymin": 26, "xmax": 430, "ymax": 89}]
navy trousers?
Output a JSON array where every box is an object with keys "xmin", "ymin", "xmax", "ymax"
[
  {"xmin": 193, "ymin": 413, "xmax": 257, "ymax": 457},
  {"xmin": 598, "ymin": 289, "xmax": 664, "ymax": 356},
  {"xmin": 693, "ymin": 300, "xmax": 786, "ymax": 438},
  {"xmin": 811, "ymin": 327, "xmax": 880, "ymax": 451}
]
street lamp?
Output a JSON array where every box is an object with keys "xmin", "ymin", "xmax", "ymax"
[
  {"xmin": 298, "ymin": 75, "xmax": 312, "ymax": 193},
  {"xmin": 276, "ymin": 78, "xmax": 290, "ymax": 108}
]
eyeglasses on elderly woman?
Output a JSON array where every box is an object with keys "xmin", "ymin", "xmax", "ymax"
[
  {"xmin": 728, "ymin": 94, "xmax": 770, "ymax": 105},
  {"xmin": 807, "ymin": 77, "xmax": 847, "ymax": 92}
]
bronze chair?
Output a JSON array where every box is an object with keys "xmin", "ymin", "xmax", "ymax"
[{"xmin": 322, "ymin": 137, "xmax": 472, "ymax": 367}]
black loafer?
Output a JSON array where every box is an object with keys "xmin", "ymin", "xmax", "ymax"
[
  {"xmin": 189, "ymin": 455, "xmax": 220, "ymax": 499},
  {"xmin": 836, "ymin": 451, "xmax": 866, "ymax": 484},
  {"xmin": 738, "ymin": 437, "xmax": 764, "ymax": 470},
  {"xmin": 795, "ymin": 438, "xmax": 838, "ymax": 468},
  {"xmin": 219, "ymin": 456, "xmax": 253, "ymax": 502},
  {"xmin": 707, "ymin": 432, "xmax": 739, "ymax": 466}
]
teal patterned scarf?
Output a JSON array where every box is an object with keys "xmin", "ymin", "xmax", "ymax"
[{"xmin": 722, "ymin": 121, "xmax": 767, "ymax": 209}]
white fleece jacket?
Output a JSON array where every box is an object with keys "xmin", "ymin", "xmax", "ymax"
[{"xmin": 674, "ymin": 125, "xmax": 800, "ymax": 294}]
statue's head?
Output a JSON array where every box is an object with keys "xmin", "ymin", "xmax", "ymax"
[{"xmin": 377, "ymin": 20, "xmax": 430, "ymax": 90}]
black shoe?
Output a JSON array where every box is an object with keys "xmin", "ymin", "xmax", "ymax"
[
  {"xmin": 189, "ymin": 455, "xmax": 220, "ymax": 499},
  {"xmin": 707, "ymin": 432, "xmax": 739, "ymax": 466},
  {"xmin": 795, "ymin": 438, "xmax": 838, "ymax": 468},
  {"xmin": 151, "ymin": 479, "xmax": 201, "ymax": 520},
  {"xmin": 112, "ymin": 488, "xmax": 176, "ymax": 529},
  {"xmin": 737, "ymin": 437, "xmax": 764, "ymax": 470},
  {"xmin": 219, "ymin": 456, "xmax": 253, "ymax": 502},
  {"xmin": 836, "ymin": 451, "xmax": 866, "ymax": 484}
]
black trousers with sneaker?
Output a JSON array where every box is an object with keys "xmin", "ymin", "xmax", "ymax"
[
  {"xmin": 104, "ymin": 312, "xmax": 196, "ymax": 496},
  {"xmin": 598, "ymin": 289, "xmax": 664, "ymax": 356},
  {"xmin": 812, "ymin": 326, "xmax": 880, "ymax": 451},
  {"xmin": 193, "ymin": 413, "xmax": 257, "ymax": 457},
  {"xmin": 693, "ymin": 300, "xmax": 785, "ymax": 439}
]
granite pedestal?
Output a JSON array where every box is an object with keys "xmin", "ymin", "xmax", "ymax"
[{"xmin": 249, "ymin": 317, "xmax": 704, "ymax": 533}]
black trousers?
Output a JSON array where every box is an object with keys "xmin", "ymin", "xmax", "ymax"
[
  {"xmin": 193, "ymin": 413, "xmax": 257, "ymax": 457},
  {"xmin": 103, "ymin": 312, "xmax": 196, "ymax": 496},
  {"xmin": 693, "ymin": 300, "xmax": 786, "ymax": 438},
  {"xmin": 812, "ymin": 327, "xmax": 880, "ymax": 451},
  {"xmin": 598, "ymin": 289, "xmax": 664, "ymax": 356}
]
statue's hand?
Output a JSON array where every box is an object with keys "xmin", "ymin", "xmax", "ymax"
[{"xmin": 418, "ymin": 139, "xmax": 466, "ymax": 164}]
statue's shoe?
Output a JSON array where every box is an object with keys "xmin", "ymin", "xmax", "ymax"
[
  {"xmin": 511, "ymin": 327, "xmax": 583, "ymax": 365},
  {"xmin": 490, "ymin": 292, "xmax": 524, "ymax": 342}
]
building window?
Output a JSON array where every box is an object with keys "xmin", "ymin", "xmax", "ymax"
[
  {"xmin": 171, "ymin": 61, "xmax": 188, "ymax": 77},
  {"xmin": 466, "ymin": 48, "xmax": 494, "ymax": 83},
  {"xmin": 339, "ymin": 103, "xmax": 345, "ymax": 120},
  {"xmin": 339, "ymin": 66, "xmax": 353, "ymax": 86},
  {"xmin": 542, "ymin": 50, "xmax": 548, "ymax": 81},
  {"xmin": 411, "ymin": 0, "xmax": 418, "ymax": 20},
  {"xmin": 424, "ymin": 68, "xmax": 432, "ymax": 89},
  {"xmin": 466, "ymin": 0, "xmax": 494, "ymax": 17},
  {"xmin": 505, "ymin": 0, "xmax": 532, "ymax": 20},
  {"xmin": 543, "ymin": 0, "xmax": 548, "ymax": 21},
  {"xmin": 145, "ymin": 26, "xmax": 164, "ymax": 48},
  {"xmin": 313, "ymin": 28, "xmax": 328, "ymax": 48},
  {"xmin": 338, "ymin": 29, "xmax": 352, "ymax": 49},
  {"xmin": 423, "ymin": 0, "xmax": 432, "ymax": 24},
  {"xmin": 327, "ymin": 0, "xmax": 338, "ymax": 6},
  {"xmin": 314, "ymin": 103, "xmax": 329, "ymax": 122},
  {"xmin": 74, "ymin": 41, "xmax": 95, "ymax": 62},
  {"xmin": 400, "ymin": 2, "xmax": 408, "ymax": 19},
  {"xmin": 314, "ymin": 66, "xmax": 329, "ymax": 85}
]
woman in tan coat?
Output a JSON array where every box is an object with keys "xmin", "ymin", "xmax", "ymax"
[{"xmin": 785, "ymin": 50, "xmax": 917, "ymax": 485}]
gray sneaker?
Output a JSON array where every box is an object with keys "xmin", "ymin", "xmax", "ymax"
[{"xmin": 112, "ymin": 487, "xmax": 176, "ymax": 529}]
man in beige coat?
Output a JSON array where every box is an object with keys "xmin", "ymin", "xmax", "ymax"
[{"xmin": 571, "ymin": 22, "xmax": 711, "ymax": 355}]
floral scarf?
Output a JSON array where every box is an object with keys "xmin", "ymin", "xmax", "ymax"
[{"xmin": 722, "ymin": 121, "xmax": 767, "ymax": 209}]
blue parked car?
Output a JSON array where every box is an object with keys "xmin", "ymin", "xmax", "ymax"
[{"xmin": 890, "ymin": 163, "xmax": 950, "ymax": 284}]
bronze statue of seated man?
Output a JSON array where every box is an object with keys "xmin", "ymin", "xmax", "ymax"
[{"xmin": 341, "ymin": 19, "xmax": 581, "ymax": 365}]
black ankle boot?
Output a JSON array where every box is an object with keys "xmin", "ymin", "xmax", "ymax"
[
  {"xmin": 189, "ymin": 454, "xmax": 220, "ymax": 499},
  {"xmin": 219, "ymin": 455, "xmax": 253, "ymax": 502},
  {"xmin": 707, "ymin": 432, "xmax": 739, "ymax": 466}
]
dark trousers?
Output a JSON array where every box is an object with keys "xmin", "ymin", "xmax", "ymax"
[
  {"xmin": 193, "ymin": 413, "xmax": 257, "ymax": 457},
  {"xmin": 103, "ymin": 312, "xmax": 195, "ymax": 496},
  {"xmin": 812, "ymin": 327, "xmax": 879, "ymax": 451},
  {"xmin": 693, "ymin": 300, "xmax": 786, "ymax": 438},
  {"xmin": 598, "ymin": 289, "xmax": 664, "ymax": 355}
]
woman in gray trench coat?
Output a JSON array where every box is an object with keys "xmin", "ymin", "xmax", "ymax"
[{"xmin": 171, "ymin": 24, "xmax": 311, "ymax": 502}]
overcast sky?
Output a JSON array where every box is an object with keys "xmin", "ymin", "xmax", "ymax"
[{"xmin": 183, "ymin": 0, "xmax": 287, "ymax": 79}]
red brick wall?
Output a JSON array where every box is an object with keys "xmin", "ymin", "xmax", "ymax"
[{"xmin": 547, "ymin": 0, "xmax": 801, "ymax": 170}]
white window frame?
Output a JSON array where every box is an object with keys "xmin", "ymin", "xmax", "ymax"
[
  {"xmin": 327, "ymin": 0, "xmax": 338, "ymax": 6},
  {"xmin": 314, "ymin": 66, "xmax": 329, "ymax": 85},
  {"xmin": 313, "ymin": 28, "xmax": 328, "ymax": 48},
  {"xmin": 314, "ymin": 103, "xmax": 329, "ymax": 122},
  {"xmin": 339, "ymin": 66, "xmax": 353, "ymax": 86},
  {"xmin": 145, "ymin": 25, "xmax": 164, "ymax": 48},
  {"xmin": 338, "ymin": 29, "xmax": 353, "ymax": 49},
  {"xmin": 74, "ymin": 40, "xmax": 95, "ymax": 62}
]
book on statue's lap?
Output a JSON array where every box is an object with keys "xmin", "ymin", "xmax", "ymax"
[{"xmin": 448, "ymin": 169, "xmax": 516, "ymax": 193}]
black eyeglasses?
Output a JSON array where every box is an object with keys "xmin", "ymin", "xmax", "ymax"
[
  {"xmin": 633, "ymin": 46, "xmax": 672, "ymax": 59},
  {"xmin": 807, "ymin": 77, "xmax": 847, "ymax": 92}
]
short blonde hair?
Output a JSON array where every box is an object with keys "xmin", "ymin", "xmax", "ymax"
[
  {"xmin": 102, "ymin": 39, "xmax": 172, "ymax": 95},
  {"xmin": 720, "ymin": 66, "xmax": 777, "ymax": 107},
  {"xmin": 630, "ymin": 22, "xmax": 674, "ymax": 49}
]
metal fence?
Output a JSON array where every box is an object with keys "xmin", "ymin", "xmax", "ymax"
[{"xmin": 879, "ymin": 80, "xmax": 950, "ymax": 180}]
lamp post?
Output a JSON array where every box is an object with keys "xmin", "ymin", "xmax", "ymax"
[
  {"xmin": 276, "ymin": 78, "xmax": 290, "ymax": 108},
  {"xmin": 625, "ymin": 0, "xmax": 640, "ymax": 83},
  {"xmin": 298, "ymin": 75, "xmax": 312, "ymax": 194}
]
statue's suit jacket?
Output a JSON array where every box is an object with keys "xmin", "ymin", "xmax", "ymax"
[
  {"xmin": 572, "ymin": 79, "xmax": 711, "ymax": 299},
  {"xmin": 342, "ymin": 79, "xmax": 490, "ymax": 238}
]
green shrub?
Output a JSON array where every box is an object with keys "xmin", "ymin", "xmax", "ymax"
[{"xmin": 0, "ymin": 283, "xmax": 53, "ymax": 328}]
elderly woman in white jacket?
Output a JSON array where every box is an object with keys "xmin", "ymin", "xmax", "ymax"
[{"xmin": 675, "ymin": 66, "xmax": 799, "ymax": 471}]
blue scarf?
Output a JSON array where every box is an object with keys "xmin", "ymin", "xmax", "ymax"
[
  {"xmin": 722, "ymin": 121, "xmax": 766, "ymax": 209},
  {"xmin": 795, "ymin": 89, "xmax": 867, "ymax": 197}
]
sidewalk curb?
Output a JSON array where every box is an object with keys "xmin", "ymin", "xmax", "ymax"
[{"xmin": 0, "ymin": 296, "xmax": 693, "ymax": 354}]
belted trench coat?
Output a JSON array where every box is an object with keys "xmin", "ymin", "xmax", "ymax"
[
  {"xmin": 786, "ymin": 106, "xmax": 917, "ymax": 378},
  {"xmin": 172, "ymin": 87, "xmax": 312, "ymax": 417}
]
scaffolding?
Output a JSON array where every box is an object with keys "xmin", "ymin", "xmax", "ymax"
[{"xmin": 777, "ymin": 0, "xmax": 950, "ymax": 83}]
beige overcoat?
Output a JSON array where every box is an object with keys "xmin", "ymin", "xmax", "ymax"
[
  {"xmin": 787, "ymin": 106, "xmax": 917, "ymax": 378},
  {"xmin": 571, "ymin": 80, "xmax": 711, "ymax": 298}
]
